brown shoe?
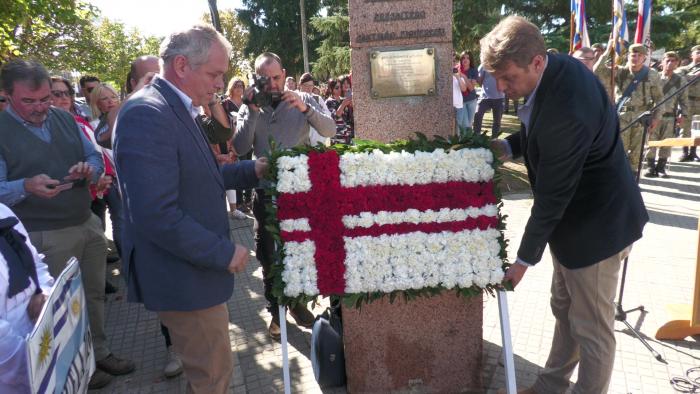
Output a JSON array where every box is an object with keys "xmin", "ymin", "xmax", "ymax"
[
  {"xmin": 96, "ymin": 353, "xmax": 136, "ymax": 375},
  {"xmin": 269, "ymin": 314, "xmax": 281, "ymax": 340},
  {"xmin": 88, "ymin": 369, "xmax": 113, "ymax": 389},
  {"xmin": 289, "ymin": 303, "xmax": 315, "ymax": 328}
]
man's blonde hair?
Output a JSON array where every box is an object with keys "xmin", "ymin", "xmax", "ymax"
[{"xmin": 480, "ymin": 16, "xmax": 546, "ymax": 73}]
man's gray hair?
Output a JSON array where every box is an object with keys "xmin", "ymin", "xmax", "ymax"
[
  {"xmin": 160, "ymin": 24, "xmax": 232, "ymax": 68},
  {"xmin": 0, "ymin": 59, "xmax": 50, "ymax": 95}
]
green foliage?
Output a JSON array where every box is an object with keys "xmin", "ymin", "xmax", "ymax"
[
  {"xmin": 1, "ymin": 0, "xmax": 98, "ymax": 64},
  {"xmin": 453, "ymin": 0, "xmax": 700, "ymax": 59},
  {"xmin": 203, "ymin": 9, "xmax": 252, "ymax": 80},
  {"xmin": 80, "ymin": 18, "xmax": 162, "ymax": 92},
  {"xmin": 310, "ymin": 14, "xmax": 350, "ymax": 81},
  {"xmin": 264, "ymin": 133, "xmax": 510, "ymax": 309},
  {"xmin": 237, "ymin": 0, "xmax": 323, "ymax": 78}
]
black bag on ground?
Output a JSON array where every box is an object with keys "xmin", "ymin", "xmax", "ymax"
[{"xmin": 310, "ymin": 300, "xmax": 346, "ymax": 388}]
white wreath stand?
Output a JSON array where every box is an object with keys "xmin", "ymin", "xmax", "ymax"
[{"xmin": 278, "ymin": 291, "xmax": 516, "ymax": 394}]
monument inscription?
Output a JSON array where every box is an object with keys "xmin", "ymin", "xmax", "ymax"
[{"xmin": 369, "ymin": 48, "xmax": 436, "ymax": 98}]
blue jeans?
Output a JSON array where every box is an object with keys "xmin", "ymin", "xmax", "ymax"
[{"xmin": 456, "ymin": 100, "xmax": 477, "ymax": 137}]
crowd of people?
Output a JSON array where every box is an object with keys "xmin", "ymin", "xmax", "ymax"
[
  {"xmin": 0, "ymin": 14, "xmax": 697, "ymax": 394},
  {"xmin": 452, "ymin": 39, "xmax": 699, "ymax": 179}
]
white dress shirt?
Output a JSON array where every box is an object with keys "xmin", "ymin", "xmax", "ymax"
[{"xmin": 0, "ymin": 203, "xmax": 54, "ymax": 392}]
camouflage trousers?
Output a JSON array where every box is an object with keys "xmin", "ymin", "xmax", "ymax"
[
  {"xmin": 645, "ymin": 117, "xmax": 675, "ymax": 160},
  {"xmin": 620, "ymin": 112, "xmax": 646, "ymax": 172},
  {"xmin": 681, "ymin": 99, "xmax": 700, "ymax": 137}
]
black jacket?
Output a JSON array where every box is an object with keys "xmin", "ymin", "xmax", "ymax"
[{"xmin": 506, "ymin": 53, "xmax": 648, "ymax": 269}]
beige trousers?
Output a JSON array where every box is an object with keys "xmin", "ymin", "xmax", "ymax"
[
  {"xmin": 533, "ymin": 245, "xmax": 631, "ymax": 394},
  {"xmin": 28, "ymin": 214, "xmax": 109, "ymax": 360},
  {"xmin": 158, "ymin": 303, "xmax": 234, "ymax": 394}
]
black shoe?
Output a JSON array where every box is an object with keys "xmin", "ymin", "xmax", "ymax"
[
  {"xmin": 97, "ymin": 353, "xmax": 136, "ymax": 375},
  {"xmin": 105, "ymin": 281, "xmax": 117, "ymax": 294},
  {"xmin": 644, "ymin": 159, "xmax": 657, "ymax": 178},
  {"xmin": 88, "ymin": 369, "xmax": 113, "ymax": 389},
  {"xmin": 290, "ymin": 303, "xmax": 315, "ymax": 328},
  {"xmin": 656, "ymin": 158, "xmax": 670, "ymax": 178}
]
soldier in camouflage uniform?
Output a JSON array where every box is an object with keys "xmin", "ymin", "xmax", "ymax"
[
  {"xmin": 593, "ymin": 42, "xmax": 615, "ymax": 100},
  {"xmin": 676, "ymin": 45, "xmax": 700, "ymax": 162},
  {"xmin": 645, "ymin": 51, "xmax": 688, "ymax": 177},
  {"xmin": 596, "ymin": 44, "xmax": 665, "ymax": 172}
]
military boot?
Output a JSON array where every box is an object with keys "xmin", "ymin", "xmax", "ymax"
[
  {"xmin": 656, "ymin": 158, "xmax": 669, "ymax": 178},
  {"xmin": 644, "ymin": 158, "xmax": 658, "ymax": 178}
]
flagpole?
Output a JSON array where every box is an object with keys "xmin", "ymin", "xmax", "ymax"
[
  {"xmin": 570, "ymin": 10, "xmax": 575, "ymax": 54},
  {"xmin": 610, "ymin": 0, "xmax": 617, "ymax": 102}
]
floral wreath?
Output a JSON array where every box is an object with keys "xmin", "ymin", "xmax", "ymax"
[{"xmin": 264, "ymin": 133, "xmax": 509, "ymax": 308}]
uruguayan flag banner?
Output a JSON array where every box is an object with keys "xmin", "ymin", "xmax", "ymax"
[{"xmin": 26, "ymin": 257, "xmax": 95, "ymax": 394}]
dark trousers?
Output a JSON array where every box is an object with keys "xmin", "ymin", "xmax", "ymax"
[
  {"xmin": 90, "ymin": 187, "xmax": 124, "ymax": 256},
  {"xmin": 473, "ymin": 98, "xmax": 505, "ymax": 138},
  {"xmin": 235, "ymin": 152, "xmax": 253, "ymax": 206},
  {"xmin": 253, "ymin": 188, "xmax": 277, "ymax": 316}
]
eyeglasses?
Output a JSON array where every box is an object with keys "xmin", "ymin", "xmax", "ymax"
[
  {"xmin": 0, "ymin": 97, "xmax": 6, "ymax": 103},
  {"xmin": 233, "ymin": 83, "xmax": 244, "ymax": 88},
  {"xmin": 301, "ymin": 82, "xmax": 314, "ymax": 87},
  {"xmin": 52, "ymin": 90, "xmax": 72, "ymax": 98},
  {"xmin": 577, "ymin": 57, "xmax": 595, "ymax": 61}
]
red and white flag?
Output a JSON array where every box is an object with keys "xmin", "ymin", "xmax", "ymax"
[{"xmin": 274, "ymin": 149, "xmax": 504, "ymax": 297}]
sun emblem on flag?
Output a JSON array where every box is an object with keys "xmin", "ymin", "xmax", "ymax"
[
  {"xmin": 71, "ymin": 297, "xmax": 81, "ymax": 317},
  {"xmin": 38, "ymin": 326, "xmax": 53, "ymax": 367}
]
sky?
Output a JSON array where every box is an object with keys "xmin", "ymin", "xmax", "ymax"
[{"xmin": 88, "ymin": 0, "xmax": 244, "ymax": 37}]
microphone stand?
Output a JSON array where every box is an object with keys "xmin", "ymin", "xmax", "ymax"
[{"xmin": 614, "ymin": 73, "xmax": 699, "ymax": 363}]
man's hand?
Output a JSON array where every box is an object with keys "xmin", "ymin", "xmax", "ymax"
[
  {"xmin": 65, "ymin": 162, "xmax": 94, "ymax": 181},
  {"xmin": 27, "ymin": 293, "xmax": 48, "ymax": 322},
  {"xmin": 503, "ymin": 263, "xmax": 528, "ymax": 288},
  {"xmin": 243, "ymin": 86, "xmax": 260, "ymax": 112},
  {"xmin": 255, "ymin": 157, "xmax": 269, "ymax": 178},
  {"xmin": 96, "ymin": 175, "xmax": 113, "ymax": 194},
  {"xmin": 282, "ymin": 90, "xmax": 308, "ymax": 113},
  {"xmin": 649, "ymin": 117, "xmax": 660, "ymax": 131},
  {"xmin": 132, "ymin": 71, "xmax": 156, "ymax": 94},
  {"xmin": 228, "ymin": 244, "xmax": 249, "ymax": 274},
  {"xmin": 489, "ymin": 139, "xmax": 510, "ymax": 163},
  {"xmin": 24, "ymin": 174, "xmax": 61, "ymax": 198}
]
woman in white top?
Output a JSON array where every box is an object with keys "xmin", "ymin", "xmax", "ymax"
[{"xmin": 0, "ymin": 203, "xmax": 54, "ymax": 392}]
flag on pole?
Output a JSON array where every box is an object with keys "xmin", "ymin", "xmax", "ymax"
[
  {"xmin": 634, "ymin": 0, "xmax": 652, "ymax": 45},
  {"xmin": 634, "ymin": 0, "xmax": 652, "ymax": 64},
  {"xmin": 571, "ymin": 0, "xmax": 590, "ymax": 51},
  {"xmin": 613, "ymin": 0, "xmax": 630, "ymax": 62}
]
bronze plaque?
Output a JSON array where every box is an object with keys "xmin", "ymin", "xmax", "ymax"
[{"xmin": 369, "ymin": 48, "xmax": 436, "ymax": 98}]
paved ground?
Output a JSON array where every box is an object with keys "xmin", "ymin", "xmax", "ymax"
[{"xmin": 93, "ymin": 148, "xmax": 699, "ymax": 393}]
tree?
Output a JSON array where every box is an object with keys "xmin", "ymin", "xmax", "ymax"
[
  {"xmin": 77, "ymin": 18, "xmax": 162, "ymax": 91},
  {"xmin": 202, "ymin": 9, "xmax": 251, "ymax": 79},
  {"xmin": 237, "ymin": 0, "xmax": 323, "ymax": 77},
  {"xmin": 1, "ymin": 0, "xmax": 98, "ymax": 63},
  {"xmin": 310, "ymin": 14, "xmax": 350, "ymax": 80}
]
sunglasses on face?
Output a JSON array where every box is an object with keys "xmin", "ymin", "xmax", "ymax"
[
  {"xmin": 0, "ymin": 97, "xmax": 6, "ymax": 103},
  {"xmin": 234, "ymin": 83, "xmax": 244, "ymax": 88},
  {"xmin": 52, "ymin": 90, "xmax": 72, "ymax": 98}
]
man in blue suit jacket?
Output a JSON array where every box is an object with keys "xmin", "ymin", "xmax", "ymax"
[
  {"xmin": 484, "ymin": 17, "xmax": 648, "ymax": 393},
  {"xmin": 113, "ymin": 25, "xmax": 265, "ymax": 393}
]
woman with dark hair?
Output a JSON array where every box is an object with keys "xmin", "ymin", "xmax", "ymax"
[
  {"xmin": 457, "ymin": 51, "xmax": 478, "ymax": 135},
  {"xmin": 338, "ymin": 74, "xmax": 354, "ymax": 138},
  {"xmin": 324, "ymin": 79, "xmax": 347, "ymax": 136}
]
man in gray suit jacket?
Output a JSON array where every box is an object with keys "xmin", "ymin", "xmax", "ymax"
[{"xmin": 114, "ymin": 25, "xmax": 266, "ymax": 393}]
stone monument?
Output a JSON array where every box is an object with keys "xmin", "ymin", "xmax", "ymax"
[{"xmin": 343, "ymin": 0, "xmax": 484, "ymax": 392}]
